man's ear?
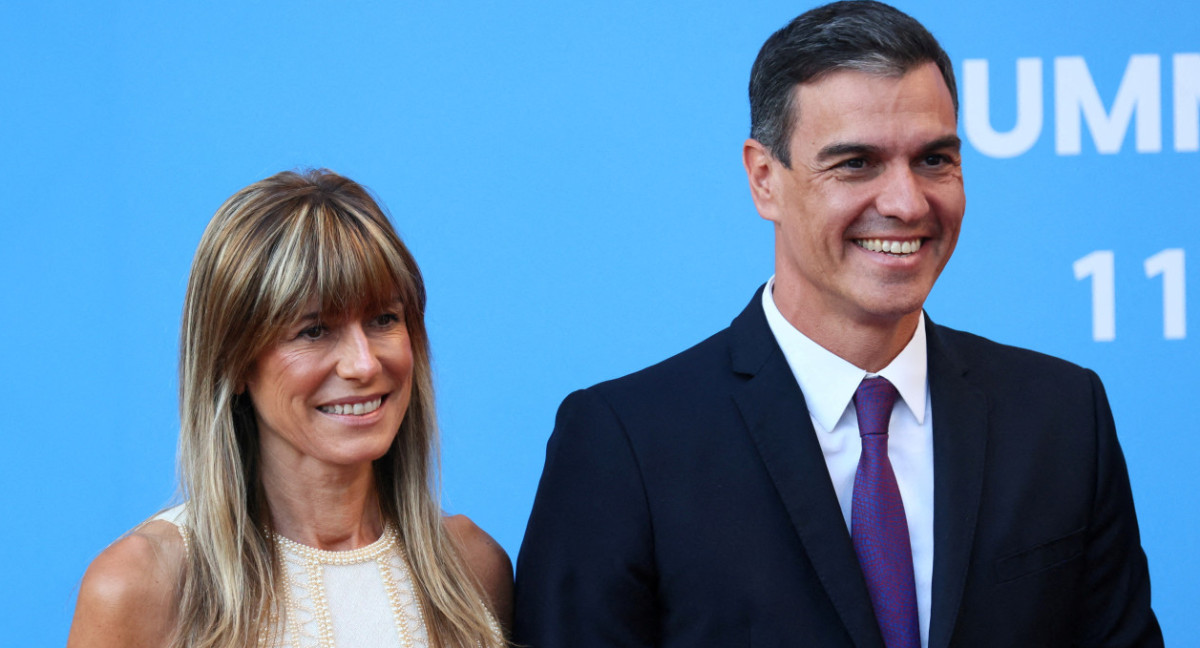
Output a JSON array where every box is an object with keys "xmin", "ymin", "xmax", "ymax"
[{"xmin": 743, "ymin": 138, "xmax": 783, "ymax": 223}]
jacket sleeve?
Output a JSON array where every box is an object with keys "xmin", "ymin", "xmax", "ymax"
[
  {"xmin": 513, "ymin": 388, "xmax": 660, "ymax": 648},
  {"xmin": 1078, "ymin": 370, "xmax": 1163, "ymax": 648}
]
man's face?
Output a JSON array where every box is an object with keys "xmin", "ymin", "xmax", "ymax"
[{"xmin": 752, "ymin": 62, "xmax": 964, "ymax": 333}]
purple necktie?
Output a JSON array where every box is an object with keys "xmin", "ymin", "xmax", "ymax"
[{"xmin": 851, "ymin": 377, "xmax": 920, "ymax": 648}]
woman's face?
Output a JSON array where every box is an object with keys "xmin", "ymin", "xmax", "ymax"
[{"xmin": 244, "ymin": 299, "xmax": 414, "ymax": 471}]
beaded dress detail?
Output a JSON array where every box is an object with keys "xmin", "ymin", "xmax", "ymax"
[
  {"xmin": 153, "ymin": 504, "xmax": 502, "ymax": 647},
  {"xmin": 154, "ymin": 506, "xmax": 431, "ymax": 647},
  {"xmin": 267, "ymin": 523, "xmax": 429, "ymax": 648}
]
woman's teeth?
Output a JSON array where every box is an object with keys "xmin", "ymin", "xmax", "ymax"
[{"xmin": 319, "ymin": 397, "xmax": 383, "ymax": 416}]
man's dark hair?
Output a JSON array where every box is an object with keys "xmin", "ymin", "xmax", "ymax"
[{"xmin": 749, "ymin": 0, "xmax": 957, "ymax": 167}]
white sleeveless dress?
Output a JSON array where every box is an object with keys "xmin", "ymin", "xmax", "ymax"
[{"xmin": 155, "ymin": 504, "xmax": 442, "ymax": 647}]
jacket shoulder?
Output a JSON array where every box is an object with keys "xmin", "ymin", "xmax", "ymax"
[
  {"xmin": 930, "ymin": 321, "xmax": 1094, "ymax": 378},
  {"xmin": 586, "ymin": 326, "xmax": 737, "ymax": 404}
]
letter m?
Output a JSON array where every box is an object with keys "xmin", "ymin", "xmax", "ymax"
[{"xmin": 1055, "ymin": 55, "xmax": 1161, "ymax": 155}]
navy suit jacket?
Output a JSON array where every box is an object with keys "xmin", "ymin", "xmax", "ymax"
[{"xmin": 514, "ymin": 287, "xmax": 1161, "ymax": 647}]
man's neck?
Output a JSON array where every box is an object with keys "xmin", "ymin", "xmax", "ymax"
[{"xmin": 771, "ymin": 286, "xmax": 923, "ymax": 373}]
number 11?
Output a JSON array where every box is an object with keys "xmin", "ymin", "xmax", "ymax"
[{"xmin": 1073, "ymin": 249, "xmax": 1187, "ymax": 341}]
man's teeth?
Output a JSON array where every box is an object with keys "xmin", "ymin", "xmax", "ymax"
[
  {"xmin": 319, "ymin": 397, "xmax": 383, "ymax": 416},
  {"xmin": 856, "ymin": 238, "xmax": 922, "ymax": 255}
]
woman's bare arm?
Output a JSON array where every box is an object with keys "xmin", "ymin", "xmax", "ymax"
[
  {"xmin": 445, "ymin": 514, "xmax": 514, "ymax": 633},
  {"xmin": 67, "ymin": 520, "xmax": 184, "ymax": 648}
]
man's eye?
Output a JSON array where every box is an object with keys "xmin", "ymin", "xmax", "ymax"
[
  {"xmin": 923, "ymin": 154, "xmax": 951, "ymax": 166},
  {"xmin": 840, "ymin": 158, "xmax": 867, "ymax": 169}
]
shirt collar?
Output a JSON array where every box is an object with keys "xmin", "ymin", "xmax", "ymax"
[{"xmin": 761, "ymin": 276, "xmax": 928, "ymax": 432}]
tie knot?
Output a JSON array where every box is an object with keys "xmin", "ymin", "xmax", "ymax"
[{"xmin": 854, "ymin": 377, "xmax": 898, "ymax": 437}]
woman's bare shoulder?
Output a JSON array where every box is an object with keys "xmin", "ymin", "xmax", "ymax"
[
  {"xmin": 67, "ymin": 520, "xmax": 185, "ymax": 648},
  {"xmin": 444, "ymin": 514, "xmax": 513, "ymax": 630}
]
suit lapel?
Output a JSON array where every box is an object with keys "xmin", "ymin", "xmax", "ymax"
[
  {"xmin": 925, "ymin": 319, "xmax": 989, "ymax": 648},
  {"xmin": 729, "ymin": 289, "xmax": 884, "ymax": 648}
]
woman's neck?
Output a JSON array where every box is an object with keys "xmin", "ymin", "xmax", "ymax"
[{"xmin": 259, "ymin": 451, "xmax": 385, "ymax": 551}]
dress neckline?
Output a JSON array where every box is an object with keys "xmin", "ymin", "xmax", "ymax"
[{"xmin": 271, "ymin": 522, "xmax": 398, "ymax": 565}]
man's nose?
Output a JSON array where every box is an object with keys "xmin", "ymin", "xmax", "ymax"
[
  {"xmin": 875, "ymin": 166, "xmax": 929, "ymax": 222},
  {"xmin": 335, "ymin": 323, "xmax": 382, "ymax": 382}
]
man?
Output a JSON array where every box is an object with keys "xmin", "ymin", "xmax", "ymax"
[{"xmin": 514, "ymin": 2, "xmax": 1161, "ymax": 646}]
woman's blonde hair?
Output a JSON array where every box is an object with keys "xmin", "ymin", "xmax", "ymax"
[{"xmin": 175, "ymin": 169, "xmax": 501, "ymax": 647}]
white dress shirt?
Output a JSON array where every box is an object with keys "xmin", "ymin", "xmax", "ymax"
[{"xmin": 762, "ymin": 277, "xmax": 935, "ymax": 648}]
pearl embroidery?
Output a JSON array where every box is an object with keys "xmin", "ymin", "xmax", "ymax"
[
  {"xmin": 152, "ymin": 505, "xmax": 501, "ymax": 647},
  {"xmin": 266, "ymin": 523, "xmax": 429, "ymax": 647}
]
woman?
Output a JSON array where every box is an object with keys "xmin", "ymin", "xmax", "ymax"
[{"xmin": 68, "ymin": 169, "xmax": 511, "ymax": 647}]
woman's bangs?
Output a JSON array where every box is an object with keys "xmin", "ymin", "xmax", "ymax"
[{"xmin": 309, "ymin": 204, "xmax": 409, "ymax": 320}]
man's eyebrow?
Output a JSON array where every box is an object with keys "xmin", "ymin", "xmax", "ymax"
[
  {"xmin": 815, "ymin": 135, "xmax": 963, "ymax": 162},
  {"xmin": 923, "ymin": 135, "xmax": 962, "ymax": 153},
  {"xmin": 816, "ymin": 142, "xmax": 880, "ymax": 162}
]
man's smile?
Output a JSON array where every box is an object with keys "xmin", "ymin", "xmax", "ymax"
[{"xmin": 853, "ymin": 238, "xmax": 924, "ymax": 256}]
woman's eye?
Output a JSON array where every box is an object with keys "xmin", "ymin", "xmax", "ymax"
[
  {"xmin": 298, "ymin": 324, "xmax": 326, "ymax": 340},
  {"xmin": 372, "ymin": 313, "xmax": 401, "ymax": 328}
]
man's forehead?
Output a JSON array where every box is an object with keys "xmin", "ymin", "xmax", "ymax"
[
  {"xmin": 794, "ymin": 63, "xmax": 951, "ymax": 103},
  {"xmin": 780, "ymin": 64, "xmax": 958, "ymax": 165},
  {"xmin": 789, "ymin": 64, "xmax": 956, "ymax": 129}
]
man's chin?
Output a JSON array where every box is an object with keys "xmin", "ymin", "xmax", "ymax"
[{"xmin": 847, "ymin": 291, "xmax": 930, "ymax": 328}]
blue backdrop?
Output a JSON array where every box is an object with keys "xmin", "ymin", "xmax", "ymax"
[{"xmin": 2, "ymin": 1, "xmax": 1195, "ymax": 645}]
